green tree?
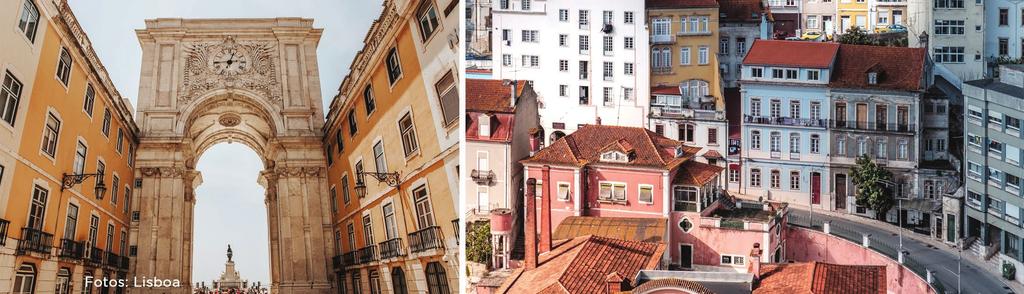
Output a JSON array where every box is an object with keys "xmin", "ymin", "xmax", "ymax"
[
  {"xmin": 466, "ymin": 221, "xmax": 493, "ymax": 265},
  {"xmin": 851, "ymin": 154, "xmax": 895, "ymax": 219},
  {"xmin": 838, "ymin": 26, "xmax": 871, "ymax": 45}
]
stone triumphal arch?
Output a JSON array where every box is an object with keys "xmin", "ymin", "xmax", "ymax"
[{"xmin": 132, "ymin": 18, "xmax": 333, "ymax": 293}]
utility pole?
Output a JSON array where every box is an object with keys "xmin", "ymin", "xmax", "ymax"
[{"xmin": 958, "ymin": 238, "xmax": 963, "ymax": 293}]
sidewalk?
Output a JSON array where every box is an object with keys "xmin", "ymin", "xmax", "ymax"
[{"xmin": 796, "ymin": 205, "xmax": 1022, "ymax": 293}]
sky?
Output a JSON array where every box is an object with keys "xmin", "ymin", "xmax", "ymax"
[{"xmin": 68, "ymin": 0, "xmax": 384, "ymax": 285}]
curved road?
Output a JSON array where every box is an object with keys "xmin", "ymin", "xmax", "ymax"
[{"xmin": 789, "ymin": 208, "xmax": 1012, "ymax": 294}]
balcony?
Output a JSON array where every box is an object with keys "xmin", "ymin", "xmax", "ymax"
[
  {"xmin": 106, "ymin": 251, "xmax": 120, "ymax": 268},
  {"xmin": 17, "ymin": 227, "xmax": 53, "ymax": 255},
  {"xmin": 341, "ymin": 251, "xmax": 356, "ymax": 267},
  {"xmin": 830, "ymin": 120, "xmax": 915, "ymax": 133},
  {"xmin": 652, "ymin": 67, "xmax": 672, "ymax": 75},
  {"xmin": 651, "ymin": 34, "xmax": 675, "ymax": 44},
  {"xmin": 471, "ymin": 169, "xmax": 495, "ymax": 185},
  {"xmin": 120, "ymin": 256, "xmax": 130, "ymax": 270},
  {"xmin": 743, "ymin": 115, "xmax": 826, "ymax": 128},
  {"xmin": 88, "ymin": 247, "xmax": 104, "ymax": 265},
  {"xmin": 378, "ymin": 238, "xmax": 405, "ymax": 259},
  {"xmin": 452, "ymin": 219, "xmax": 460, "ymax": 245},
  {"xmin": 59, "ymin": 239, "xmax": 85, "ymax": 259},
  {"xmin": 652, "ymin": 107, "xmax": 726, "ymax": 121},
  {"xmin": 408, "ymin": 226, "xmax": 444, "ymax": 253},
  {"xmin": 332, "ymin": 255, "xmax": 342, "ymax": 271},
  {"xmin": 0, "ymin": 218, "xmax": 8, "ymax": 246},
  {"xmin": 357, "ymin": 245, "xmax": 377, "ymax": 264}
]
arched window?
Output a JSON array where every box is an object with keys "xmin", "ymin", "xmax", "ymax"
[
  {"xmin": 391, "ymin": 267, "xmax": 408, "ymax": 294},
  {"xmin": 679, "ymin": 80, "xmax": 710, "ymax": 99},
  {"xmin": 55, "ymin": 268, "xmax": 71, "ymax": 294},
  {"xmin": 12, "ymin": 263, "xmax": 36, "ymax": 294},
  {"xmin": 549, "ymin": 131, "xmax": 566, "ymax": 143},
  {"xmin": 425, "ymin": 262, "xmax": 450, "ymax": 294}
]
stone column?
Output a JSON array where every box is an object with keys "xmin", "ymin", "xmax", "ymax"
[
  {"xmin": 265, "ymin": 166, "xmax": 332, "ymax": 294},
  {"xmin": 132, "ymin": 166, "xmax": 200, "ymax": 294}
]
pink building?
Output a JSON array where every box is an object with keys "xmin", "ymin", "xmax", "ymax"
[{"xmin": 520, "ymin": 124, "xmax": 788, "ymax": 270}]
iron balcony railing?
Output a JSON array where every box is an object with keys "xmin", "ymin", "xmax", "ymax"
[
  {"xmin": 408, "ymin": 226, "xmax": 444, "ymax": 253},
  {"xmin": 470, "ymin": 170, "xmax": 495, "ymax": 185},
  {"xmin": 120, "ymin": 256, "xmax": 130, "ymax": 270},
  {"xmin": 332, "ymin": 255, "xmax": 342, "ymax": 271},
  {"xmin": 59, "ymin": 238, "xmax": 85, "ymax": 259},
  {"xmin": 341, "ymin": 251, "xmax": 356, "ymax": 267},
  {"xmin": 17, "ymin": 227, "xmax": 53, "ymax": 255},
  {"xmin": 106, "ymin": 251, "xmax": 120, "ymax": 268},
  {"xmin": 743, "ymin": 115, "xmax": 827, "ymax": 128},
  {"xmin": 830, "ymin": 120, "xmax": 915, "ymax": 133},
  {"xmin": 88, "ymin": 247, "xmax": 104, "ymax": 265},
  {"xmin": 378, "ymin": 238, "xmax": 405, "ymax": 259},
  {"xmin": 357, "ymin": 245, "xmax": 377, "ymax": 264},
  {"xmin": 0, "ymin": 218, "xmax": 9, "ymax": 246}
]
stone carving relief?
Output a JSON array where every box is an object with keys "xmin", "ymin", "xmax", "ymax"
[
  {"xmin": 218, "ymin": 113, "xmax": 242, "ymax": 127},
  {"xmin": 179, "ymin": 36, "xmax": 282, "ymax": 105},
  {"xmin": 140, "ymin": 167, "xmax": 186, "ymax": 178}
]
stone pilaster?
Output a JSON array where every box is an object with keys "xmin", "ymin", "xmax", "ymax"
[{"xmin": 131, "ymin": 166, "xmax": 199, "ymax": 294}]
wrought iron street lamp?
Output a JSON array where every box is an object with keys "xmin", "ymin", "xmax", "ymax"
[
  {"xmin": 354, "ymin": 171, "xmax": 400, "ymax": 199},
  {"xmin": 61, "ymin": 171, "xmax": 107, "ymax": 200}
]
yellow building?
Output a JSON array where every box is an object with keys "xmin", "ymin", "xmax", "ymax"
[
  {"xmin": 837, "ymin": 0, "xmax": 869, "ymax": 31},
  {"xmin": 0, "ymin": 0, "xmax": 138, "ymax": 293},
  {"xmin": 647, "ymin": 0, "xmax": 724, "ymax": 105},
  {"xmin": 323, "ymin": 0, "xmax": 459, "ymax": 293}
]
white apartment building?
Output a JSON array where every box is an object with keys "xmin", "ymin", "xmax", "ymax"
[
  {"xmin": 905, "ymin": 0, "xmax": 985, "ymax": 83},
  {"xmin": 491, "ymin": 0, "xmax": 651, "ymax": 145}
]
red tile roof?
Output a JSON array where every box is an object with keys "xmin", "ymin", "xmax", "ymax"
[
  {"xmin": 755, "ymin": 262, "xmax": 886, "ymax": 294},
  {"xmin": 646, "ymin": 0, "xmax": 719, "ymax": 9},
  {"xmin": 742, "ymin": 40, "xmax": 840, "ymax": 69},
  {"xmin": 622, "ymin": 278, "xmax": 716, "ymax": 294},
  {"xmin": 467, "ymin": 79, "xmax": 523, "ymax": 113},
  {"xmin": 829, "ymin": 44, "xmax": 927, "ymax": 91},
  {"xmin": 497, "ymin": 235, "xmax": 666, "ymax": 294},
  {"xmin": 467, "ymin": 112, "xmax": 515, "ymax": 143},
  {"xmin": 719, "ymin": 0, "xmax": 765, "ymax": 23},
  {"xmin": 522, "ymin": 125, "xmax": 700, "ymax": 169},
  {"xmin": 673, "ymin": 161, "xmax": 724, "ymax": 186},
  {"xmin": 702, "ymin": 150, "xmax": 723, "ymax": 159},
  {"xmin": 651, "ymin": 85, "xmax": 681, "ymax": 96}
]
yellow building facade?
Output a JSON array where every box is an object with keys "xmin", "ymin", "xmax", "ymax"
[
  {"xmin": 0, "ymin": 1, "xmax": 138, "ymax": 293},
  {"xmin": 837, "ymin": 0, "xmax": 869, "ymax": 31},
  {"xmin": 647, "ymin": 3, "xmax": 724, "ymax": 105},
  {"xmin": 323, "ymin": 1, "xmax": 459, "ymax": 293}
]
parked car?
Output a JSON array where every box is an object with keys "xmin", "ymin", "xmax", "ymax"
[
  {"xmin": 876, "ymin": 24, "xmax": 907, "ymax": 33},
  {"xmin": 801, "ymin": 31, "xmax": 823, "ymax": 40}
]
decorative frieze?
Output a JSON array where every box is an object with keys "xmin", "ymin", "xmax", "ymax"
[{"xmin": 179, "ymin": 37, "xmax": 282, "ymax": 105}]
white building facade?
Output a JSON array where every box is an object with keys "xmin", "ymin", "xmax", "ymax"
[{"xmin": 490, "ymin": 0, "xmax": 651, "ymax": 145}]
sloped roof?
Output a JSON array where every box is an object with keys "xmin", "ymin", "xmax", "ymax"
[
  {"xmin": 719, "ymin": 0, "xmax": 765, "ymax": 23},
  {"xmin": 829, "ymin": 44, "xmax": 926, "ymax": 92},
  {"xmin": 553, "ymin": 217, "xmax": 667, "ymax": 243},
  {"xmin": 674, "ymin": 161, "xmax": 725, "ymax": 186},
  {"xmin": 499, "ymin": 236, "xmax": 665, "ymax": 294},
  {"xmin": 742, "ymin": 40, "xmax": 840, "ymax": 69},
  {"xmin": 755, "ymin": 262, "xmax": 886, "ymax": 294},
  {"xmin": 522, "ymin": 125, "xmax": 700, "ymax": 169},
  {"xmin": 467, "ymin": 79, "xmax": 524, "ymax": 113},
  {"xmin": 646, "ymin": 0, "xmax": 719, "ymax": 9},
  {"xmin": 623, "ymin": 278, "xmax": 717, "ymax": 294}
]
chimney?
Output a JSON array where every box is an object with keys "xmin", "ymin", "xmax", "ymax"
[
  {"xmin": 540, "ymin": 165, "xmax": 552, "ymax": 253},
  {"xmin": 605, "ymin": 272, "xmax": 625, "ymax": 293},
  {"xmin": 510, "ymin": 80, "xmax": 518, "ymax": 108},
  {"xmin": 749, "ymin": 243, "xmax": 763, "ymax": 281},
  {"xmin": 524, "ymin": 178, "xmax": 538, "ymax": 270}
]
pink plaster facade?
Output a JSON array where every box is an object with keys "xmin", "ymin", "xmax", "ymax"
[
  {"xmin": 668, "ymin": 201, "xmax": 787, "ymax": 270},
  {"xmin": 785, "ymin": 227, "xmax": 935, "ymax": 294}
]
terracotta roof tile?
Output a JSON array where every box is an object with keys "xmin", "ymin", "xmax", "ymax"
[
  {"xmin": 467, "ymin": 79, "xmax": 523, "ymax": 113},
  {"xmin": 553, "ymin": 217, "xmax": 667, "ymax": 243},
  {"xmin": 625, "ymin": 278, "xmax": 717, "ymax": 294},
  {"xmin": 719, "ymin": 0, "xmax": 765, "ymax": 23},
  {"xmin": 829, "ymin": 44, "xmax": 926, "ymax": 92},
  {"xmin": 646, "ymin": 0, "xmax": 719, "ymax": 9},
  {"xmin": 743, "ymin": 40, "xmax": 840, "ymax": 69},
  {"xmin": 755, "ymin": 262, "xmax": 886, "ymax": 294},
  {"xmin": 673, "ymin": 161, "xmax": 725, "ymax": 186},
  {"xmin": 652, "ymin": 85, "xmax": 681, "ymax": 96},
  {"xmin": 522, "ymin": 125, "xmax": 697, "ymax": 169}
]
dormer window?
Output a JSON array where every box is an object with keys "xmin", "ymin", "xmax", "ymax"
[
  {"xmin": 478, "ymin": 114, "xmax": 492, "ymax": 137},
  {"xmin": 867, "ymin": 72, "xmax": 878, "ymax": 84},
  {"xmin": 601, "ymin": 151, "xmax": 629, "ymax": 163},
  {"xmin": 675, "ymin": 146, "xmax": 685, "ymax": 157}
]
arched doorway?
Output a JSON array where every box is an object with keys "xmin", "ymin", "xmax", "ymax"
[{"xmin": 133, "ymin": 21, "xmax": 332, "ymax": 293}]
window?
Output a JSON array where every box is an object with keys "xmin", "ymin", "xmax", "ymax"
[
  {"xmin": 83, "ymin": 85, "xmax": 96, "ymax": 116},
  {"xmin": 41, "ymin": 113, "xmax": 60, "ymax": 157},
  {"xmin": 558, "ymin": 34, "xmax": 568, "ymax": 47},
  {"xmin": 603, "ymin": 87, "xmax": 613, "ymax": 104},
  {"xmin": 729, "ymin": 168, "xmax": 740, "ymax": 183},
  {"xmin": 602, "ymin": 36, "xmax": 614, "ymax": 54},
  {"xmin": 346, "ymin": 223, "xmax": 356, "ymax": 251},
  {"xmin": 579, "ymin": 35, "xmax": 590, "ymax": 53},
  {"xmin": 789, "ymin": 133, "xmax": 800, "ymax": 154},
  {"xmin": 967, "ymin": 161, "xmax": 983, "ymax": 180},
  {"xmin": 413, "ymin": 185, "xmax": 435, "ymax": 228},
  {"xmin": 807, "ymin": 70, "xmax": 820, "ymax": 81},
  {"xmin": 751, "ymin": 67, "xmax": 763, "ymax": 78},
  {"xmin": 55, "ymin": 268, "xmax": 70, "ymax": 294},
  {"xmin": 501, "ymin": 29, "xmax": 511, "ymax": 42},
  {"xmin": 990, "ymin": 140, "xmax": 1004, "ymax": 155},
  {"xmin": 807, "ymin": 15, "xmax": 819, "ymax": 29},
  {"xmin": 1008, "ymin": 145, "xmax": 1021, "ymax": 165},
  {"xmin": 559, "ymin": 60, "xmax": 569, "ymax": 72},
  {"xmin": 1, "ymin": 71, "xmax": 23, "ymax": 125},
  {"xmin": 933, "ymin": 46, "xmax": 962, "ymax": 63},
  {"xmin": 770, "ymin": 170, "xmax": 781, "ymax": 189},
  {"xmin": 708, "ymin": 128, "xmax": 718, "ymax": 145},
  {"xmin": 679, "ymin": 124, "xmax": 695, "ymax": 143},
  {"xmin": 698, "ymin": 46, "xmax": 709, "ymax": 65},
  {"xmin": 877, "ymin": 11, "xmax": 889, "ymax": 24},
  {"xmin": 750, "ymin": 130, "xmax": 761, "ymax": 150},
  {"xmin": 57, "ymin": 48, "xmax": 73, "ymax": 86},
  {"xmin": 624, "ymin": 11, "xmax": 635, "ymax": 24},
  {"xmin": 1000, "ymin": 38, "xmax": 1010, "ymax": 56},
  {"xmin": 111, "ymin": 175, "xmax": 119, "ymax": 205},
  {"xmin": 373, "ymin": 141, "xmax": 387, "ymax": 173},
  {"xmin": 603, "ymin": 62, "xmax": 613, "ymax": 80},
  {"xmin": 877, "ymin": 139, "xmax": 887, "ymax": 158},
  {"xmin": 521, "ymin": 0, "xmax": 531, "ymax": 10},
  {"xmin": 392, "ymin": 267, "xmax": 408, "ymax": 294},
  {"xmin": 720, "ymin": 38, "xmax": 729, "ymax": 55},
  {"xmin": 347, "ymin": 110, "xmax": 358, "ymax": 136},
  {"xmin": 123, "ymin": 187, "xmax": 130, "ymax": 214},
  {"xmin": 342, "ymin": 175, "xmax": 351, "ymax": 204},
  {"xmin": 399, "ymin": 113, "xmax": 419, "ymax": 156},
  {"xmin": 361, "ymin": 85, "xmax": 377, "ymax": 115},
  {"xmin": 598, "ymin": 182, "xmax": 627, "ymax": 202},
  {"xmin": 624, "ymin": 63, "xmax": 634, "ymax": 75},
  {"xmin": 624, "ymin": 37, "xmax": 634, "ymax": 50},
  {"xmin": 1001, "ymin": 8, "xmax": 1009, "ymax": 26},
  {"xmin": 721, "ymin": 255, "xmax": 746, "ymax": 266},
  {"xmin": 105, "ymin": 224, "xmax": 114, "ymax": 251},
  {"xmin": 351, "ymin": 271, "xmax": 362, "ymax": 294},
  {"xmin": 521, "ymin": 30, "xmax": 538, "ymax": 42},
  {"xmin": 64, "ymin": 203, "xmax": 79, "ymax": 240},
  {"xmin": 770, "ymin": 132, "xmax": 781, "ymax": 152},
  {"xmin": 737, "ymin": 38, "xmax": 747, "ymax": 56},
  {"xmin": 416, "ymin": 1, "xmax": 440, "ymax": 41},
  {"xmin": 772, "ymin": 68, "xmax": 784, "ymax": 79},
  {"xmin": 101, "ymin": 109, "xmax": 111, "ymax": 136},
  {"xmin": 17, "ymin": 0, "xmax": 40, "ymax": 42},
  {"xmin": 790, "ymin": 171, "xmax": 800, "ymax": 190},
  {"xmin": 935, "ymin": 0, "xmax": 964, "ymax": 8},
  {"xmin": 362, "ymin": 214, "xmax": 375, "ymax": 245},
  {"xmin": 690, "ymin": 17, "xmax": 699, "ymax": 33},
  {"xmin": 557, "ymin": 182, "xmax": 571, "ymax": 201},
  {"xmin": 750, "ymin": 169, "xmax": 762, "ymax": 187},
  {"xmin": 810, "ymin": 135, "xmax": 820, "ymax": 153},
  {"xmin": 28, "ymin": 185, "xmax": 48, "ymax": 229},
  {"xmin": 329, "ymin": 187, "xmax": 338, "ymax": 214},
  {"xmin": 12, "ymin": 264, "xmax": 36, "ymax": 294},
  {"xmin": 521, "ymin": 55, "xmax": 539, "ymax": 67},
  {"xmin": 74, "ymin": 141, "xmax": 87, "ymax": 175},
  {"xmin": 116, "ymin": 129, "xmax": 124, "ymax": 154},
  {"xmin": 673, "ymin": 186, "xmax": 698, "ymax": 211},
  {"xmin": 680, "ymin": 47, "xmax": 691, "ymax": 65},
  {"xmin": 857, "ymin": 138, "xmax": 868, "ymax": 156},
  {"xmin": 750, "ymin": 99, "xmax": 761, "ymax": 117},
  {"xmin": 425, "ymin": 262, "xmax": 450, "ymax": 294},
  {"xmin": 934, "ymin": 20, "xmax": 965, "ymax": 35},
  {"xmin": 639, "ymin": 185, "xmax": 653, "ymax": 203},
  {"xmin": 603, "ymin": 11, "xmax": 613, "ymax": 24},
  {"xmin": 785, "ymin": 69, "xmax": 798, "ymax": 79},
  {"xmin": 559, "ymin": 85, "xmax": 568, "ymax": 97},
  {"xmin": 88, "ymin": 215, "xmax": 99, "ymax": 246},
  {"xmin": 435, "ymin": 71, "xmax": 458, "ymax": 128},
  {"xmin": 789, "ymin": 101, "xmax": 801, "ymax": 118},
  {"xmin": 559, "ymin": 9, "xmax": 569, "ymax": 22},
  {"xmin": 385, "ymin": 48, "xmax": 403, "ymax": 84},
  {"xmin": 502, "ymin": 54, "xmax": 511, "ymax": 66}
]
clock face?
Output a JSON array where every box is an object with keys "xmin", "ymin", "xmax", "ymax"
[{"xmin": 209, "ymin": 48, "xmax": 249, "ymax": 75}]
